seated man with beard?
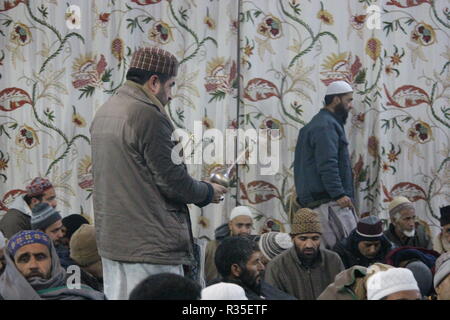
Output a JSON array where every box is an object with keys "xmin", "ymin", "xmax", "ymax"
[
  {"xmin": 384, "ymin": 196, "xmax": 432, "ymax": 249},
  {"xmin": 0, "ymin": 230, "xmax": 104, "ymax": 300},
  {"xmin": 214, "ymin": 236, "xmax": 296, "ymax": 300},
  {"xmin": 264, "ymin": 208, "xmax": 344, "ymax": 300}
]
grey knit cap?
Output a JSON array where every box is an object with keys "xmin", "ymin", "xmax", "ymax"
[{"xmin": 31, "ymin": 203, "xmax": 62, "ymax": 231}]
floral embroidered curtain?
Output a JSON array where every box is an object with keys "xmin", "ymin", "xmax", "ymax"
[{"xmin": 0, "ymin": 0, "xmax": 448, "ymax": 239}]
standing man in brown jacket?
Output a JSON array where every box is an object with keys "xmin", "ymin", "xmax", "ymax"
[
  {"xmin": 90, "ymin": 47, "xmax": 227, "ymax": 300},
  {"xmin": 264, "ymin": 208, "xmax": 344, "ymax": 300}
]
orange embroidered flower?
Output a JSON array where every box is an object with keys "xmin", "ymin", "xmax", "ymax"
[
  {"xmin": 317, "ymin": 10, "xmax": 334, "ymax": 25},
  {"xmin": 390, "ymin": 53, "xmax": 402, "ymax": 65},
  {"xmin": 204, "ymin": 16, "xmax": 216, "ymax": 30}
]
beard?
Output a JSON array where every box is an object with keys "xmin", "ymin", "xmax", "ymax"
[
  {"xmin": 240, "ymin": 268, "xmax": 262, "ymax": 294},
  {"xmin": 335, "ymin": 102, "xmax": 349, "ymax": 124},
  {"xmin": 296, "ymin": 246, "xmax": 319, "ymax": 266},
  {"xmin": 403, "ymin": 229, "xmax": 416, "ymax": 237},
  {"xmin": 26, "ymin": 270, "xmax": 50, "ymax": 280}
]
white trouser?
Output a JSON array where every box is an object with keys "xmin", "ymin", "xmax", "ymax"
[
  {"xmin": 314, "ymin": 201, "xmax": 358, "ymax": 250},
  {"xmin": 102, "ymin": 257, "xmax": 184, "ymax": 300}
]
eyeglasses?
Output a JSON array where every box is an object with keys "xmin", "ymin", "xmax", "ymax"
[{"xmin": 443, "ymin": 228, "xmax": 450, "ymax": 234}]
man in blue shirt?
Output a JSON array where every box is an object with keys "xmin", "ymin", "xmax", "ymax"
[{"xmin": 294, "ymin": 80, "xmax": 358, "ymax": 249}]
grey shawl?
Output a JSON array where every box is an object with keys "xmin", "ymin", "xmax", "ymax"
[{"xmin": 0, "ymin": 241, "xmax": 105, "ymax": 300}]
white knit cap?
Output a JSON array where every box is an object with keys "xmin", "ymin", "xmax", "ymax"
[
  {"xmin": 0, "ymin": 231, "xmax": 5, "ymax": 249},
  {"xmin": 229, "ymin": 206, "xmax": 253, "ymax": 221},
  {"xmin": 201, "ymin": 282, "xmax": 248, "ymax": 300},
  {"xmin": 367, "ymin": 268, "xmax": 420, "ymax": 300},
  {"xmin": 325, "ymin": 80, "xmax": 353, "ymax": 95}
]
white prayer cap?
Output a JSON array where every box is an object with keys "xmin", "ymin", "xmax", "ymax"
[
  {"xmin": 201, "ymin": 282, "xmax": 248, "ymax": 300},
  {"xmin": 366, "ymin": 268, "xmax": 420, "ymax": 300},
  {"xmin": 229, "ymin": 206, "xmax": 253, "ymax": 221},
  {"xmin": 0, "ymin": 231, "xmax": 6, "ymax": 249},
  {"xmin": 325, "ymin": 80, "xmax": 353, "ymax": 95}
]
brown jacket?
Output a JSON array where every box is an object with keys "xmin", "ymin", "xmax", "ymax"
[
  {"xmin": 264, "ymin": 246, "xmax": 344, "ymax": 300},
  {"xmin": 90, "ymin": 81, "xmax": 211, "ymax": 265},
  {"xmin": 317, "ymin": 265, "xmax": 367, "ymax": 300}
]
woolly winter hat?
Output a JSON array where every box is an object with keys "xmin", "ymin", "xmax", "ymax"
[
  {"xmin": 7, "ymin": 230, "xmax": 51, "ymax": 258},
  {"xmin": 31, "ymin": 203, "xmax": 62, "ymax": 231},
  {"xmin": 434, "ymin": 252, "xmax": 450, "ymax": 288},
  {"xmin": 259, "ymin": 232, "xmax": 293, "ymax": 261},
  {"xmin": 229, "ymin": 206, "xmax": 253, "ymax": 221},
  {"xmin": 130, "ymin": 47, "xmax": 178, "ymax": 77},
  {"xmin": 356, "ymin": 216, "xmax": 383, "ymax": 240},
  {"xmin": 201, "ymin": 282, "xmax": 248, "ymax": 300},
  {"xmin": 70, "ymin": 224, "xmax": 101, "ymax": 267},
  {"xmin": 405, "ymin": 260, "xmax": 433, "ymax": 297},
  {"xmin": 62, "ymin": 214, "xmax": 90, "ymax": 241},
  {"xmin": 325, "ymin": 80, "xmax": 353, "ymax": 96},
  {"xmin": 26, "ymin": 177, "xmax": 53, "ymax": 197},
  {"xmin": 439, "ymin": 205, "xmax": 450, "ymax": 227},
  {"xmin": 388, "ymin": 196, "xmax": 414, "ymax": 218},
  {"xmin": 291, "ymin": 208, "xmax": 322, "ymax": 235},
  {"xmin": 366, "ymin": 268, "xmax": 420, "ymax": 300}
]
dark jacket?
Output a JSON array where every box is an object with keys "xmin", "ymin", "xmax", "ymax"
[
  {"xmin": 294, "ymin": 109, "xmax": 354, "ymax": 208},
  {"xmin": 333, "ymin": 230, "xmax": 392, "ymax": 269},
  {"xmin": 264, "ymin": 246, "xmax": 345, "ymax": 300},
  {"xmin": 384, "ymin": 223, "xmax": 432, "ymax": 250},
  {"xmin": 90, "ymin": 81, "xmax": 212, "ymax": 265},
  {"xmin": 224, "ymin": 279, "xmax": 297, "ymax": 300}
]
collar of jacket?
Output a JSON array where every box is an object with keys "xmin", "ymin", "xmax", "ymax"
[
  {"xmin": 321, "ymin": 108, "xmax": 345, "ymax": 126},
  {"xmin": 288, "ymin": 246, "xmax": 324, "ymax": 270},
  {"xmin": 124, "ymin": 80, "xmax": 166, "ymax": 114}
]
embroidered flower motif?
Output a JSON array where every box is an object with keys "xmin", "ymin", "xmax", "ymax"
[
  {"xmin": 368, "ymin": 136, "xmax": 379, "ymax": 158},
  {"xmin": 72, "ymin": 113, "xmax": 86, "ymax": 127},
  {"xmin": 65, "ymin": 6, "xmax": 81, "ymax": 30},
  {"xmin": 204, "ymin": 57, "xmax": 237, "ymax": 100},
  {"xmin": 71, "ymin": 53, "xmax": 107, "ymax": 89},
  {"xmin": 257, "ymin": 15, "xmax": 282, "ymax": 39},
  {"xmin": 111, "ymin": 38, "xmax": 125, "ymax": 61},
  {"xmin": 259, "ymin": 117, "xmax": 284, "ymax": 140},
  {"xmin": 350, "ymin": 14, "xmax": 367, "ymax": 30},
  {"xmin": 204, "ymin": 16, "xmax": 216, "ymax": 30},
  {"xmin": 317, "ymin": 10, "xmax": 334, "ymax": 25},
  {"xmin": 99, "ymin": 13, "xmax": 110, "ymax": 23},
  {"xmin": 390, "ymin": 52, "xmax": 402, "ymax": 65},
  {"xmin": 16, "ymin": 125, "xmax": 39, "ymax": 149},
  {"xmin": 202, "ymin": 117, "xmax": 214, "ymax": 130},
  {"xmin": 10, "ymin": 23, "xmax": 32, "ymax": 46},
  {"xmin": 366, "ymin": 38, "xmax": 382, "ymax": 61},
  {"xmin": 411, "ymin": 23, "xmax": 436, "ymax": 46},
  {"xmin": 78, "ymin": 156, "xmax": 93, "ymax": 190},
  {"xmin": 198, "ymin": 216, "xmax": 210, "ymax": 229},
  {"xmin": 149, "ymin": 21, "xmax": 173, "ymax": 44},
  {"xmin": 408, "ymin": 121, "xmax": 432, "ymax": 144},
  {"xmin": 0, "ymin": 150, "xmax": 9, "ymax": 171}
]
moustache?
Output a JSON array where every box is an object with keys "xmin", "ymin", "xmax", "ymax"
[{"xmin": 26, "ymin": 271, "xmax": 45, "ymax": 279}]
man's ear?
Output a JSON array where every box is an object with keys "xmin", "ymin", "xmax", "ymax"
[
  {"xmin": 230, "ymin": 263, "xmax": 242, "ymax": 278},
  {"xmin": 145, "ymin": 75, "xmax": 161, "ymax": 94}
]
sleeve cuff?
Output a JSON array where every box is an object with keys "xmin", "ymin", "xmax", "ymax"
[{"xmin": 195, "ymin": 182, "xmax": 214, "ymax": 208}]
